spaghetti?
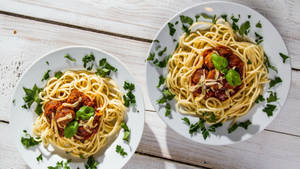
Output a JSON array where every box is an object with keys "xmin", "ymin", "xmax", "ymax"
[
  {"xmin": 32, "ymin": 70, "xmax": 125, "ymax": 158},
  {"xmin": 166, "ymin": 19, "xmax": 268, "ymax": 124}
]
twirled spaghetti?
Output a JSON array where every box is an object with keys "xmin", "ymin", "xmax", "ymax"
[
  {"xmin": 33, "ymin": 70, "xmax": 125, "ymax": 158},
  {"xmin": 166, "ymin": 19, "xmax": 268, "ymax": 124}
]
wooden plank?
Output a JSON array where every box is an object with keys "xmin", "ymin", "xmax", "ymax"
[
  {"xmin": 0, "ymin": 14, "xmax": 300, "ymax": 136},
  {"xmin": 1, "ymin": 0, "xmax": 300, "ymax": 68},
  {"xmin": 0, "ymin": 123, "xmax": 200, "ymax": 169},
  {"xmin": 1, "ymin": 14, "xmax": 300, "ymax": 169}
]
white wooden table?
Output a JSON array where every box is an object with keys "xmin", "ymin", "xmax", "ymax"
[{"xmin": 0, "ymin": 0, "xmax": 300, "ymax": 168}]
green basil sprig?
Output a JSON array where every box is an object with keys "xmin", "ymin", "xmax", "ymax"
[
  {"xmin": 76, "ymin": 106, "xmax": 95, "ymax": 120},
  {"xmin": 64, "ymin": 121, "xmax": 79, "ymax": 138}
]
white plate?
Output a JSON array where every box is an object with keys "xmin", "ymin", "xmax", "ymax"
[
  {"xmin": 146, "ymin": 1, "xmax": 291, "ymax": 145},
  {"xmin": 10, "ymin": 46, "xmax": 145, "ymax": 169}
]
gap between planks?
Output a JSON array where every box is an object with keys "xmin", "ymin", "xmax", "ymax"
[{"xmin": 0, "ymin": 10, "xmax": 152, "ymax": 43}]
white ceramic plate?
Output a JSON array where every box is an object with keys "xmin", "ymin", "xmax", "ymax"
[
  {"xmin": 146, "ymin": 1, "xmax": 291, "ymax": 145},
  {"xmin": 10, "ymin": 46, "xmax": 145, "ymax": 169}
]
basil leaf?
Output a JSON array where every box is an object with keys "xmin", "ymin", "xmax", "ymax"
[
  {"xmin": 211, "ymin": 53, "xmax": 228, "ymax": 73},
  {"xmin": 76, "ymin": 106, "xmax": 95, "ymax": 120},
  {"xmin": 225, "ymin": 69, "xmax": 242, "ymax": 87},
  {"xmin": 64, "ymin": 121, "xmax": 79, "ymax": 138}
]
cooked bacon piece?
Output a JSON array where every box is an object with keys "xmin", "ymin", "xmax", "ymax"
[
  {"xmin": 67, "ymin": 89, "xmax": 81, "ymax": 104},
  {"xmin": 214, "ymin": 89, "xmax": 228, "ymax": 101},
  {"xmin": 44, "ymin": 101, "xmax": 62, "ymax": 123},
  {"xmin": 215, "ymin": 46, "xmax": 232, "ymax": 57},
  {"xmin": 81, "ymin": 95, "xmax": 95, "ymax": 107},
  {"xmin": 227, "ymin": 54, "xmax": 244, "ymax": 75},
  {"xmin": 204, "ymin": 52, "xmax": 215, "ymax": 70},
  {"xmin": 202, "ymin": 49, "xmax": 213, "ymax": 57},
  {"xmin": 55, "ymin": 107, "xmax": 75, "ymax": 128},
  {"xmin": 192, "ymin": 87, "xmax": 202, "ymax": 97},
  {"xmin": 191, "ymin": 69, "xmax": 207, "ymax": 85},
  {"xmin": 207, "ymin": 69, "xmax": 216, "ymax": 79}
]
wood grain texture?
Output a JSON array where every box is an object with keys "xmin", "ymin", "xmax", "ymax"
[
  {"xmin": 1, "ymin": 0, "xmax": 300, "ymax": 68},
  {"xmin": 0, "ymin": 14, "xmax": 300, "ymax": 169},
  {"xmin": 0, "ymin": 123, "xmax": 201, "ymax": 169}
]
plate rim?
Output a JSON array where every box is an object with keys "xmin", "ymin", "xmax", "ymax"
[
  {"xmin": 9, "ymin": 45, "xmax": 145, "ymax": 168},
  {"xmin": 145, "ymin": 1, "xmax": 291, "ymax": 145}
]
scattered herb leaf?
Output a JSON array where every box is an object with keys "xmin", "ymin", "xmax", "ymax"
[
  {"xmin": 84, "ymin": 156, "xmax": 99, "ymax": 169},
  {"xmin": 64, "ymin": 54, "xmax": 76, "ymax": 62},
  {"xmin": 267, "ymin": 91, "xmax": 278, "ymax": 103},
  {"xmin": 279, "ymin": 53, "xmax": 289, "ymax": 63},
  {"xmin": 41, "ymin": 70, "xmax": 51, "ymax": 81},
  {"xmin": 256, "ymin": 21, "xmax": 262, "ymax": 28},
  {"xmin": 116, "ymin": 145, "xmax": 127, "ymax": 156},
  {"xmin": 157, "ymin": 75, "xmax": 166, "ymax": 88},
  {"xmin": 121, "ymin": 122, "xmax": 130, "ymax": 142},
  {"xmin": 255, "ymin": 95, "xmax": 265, "ymax": 103},
  {"xmin": 228, "ymin": 120, "xmax": 251, "ymax": 133},
  {"xmin": 36, "ymin": 153, "xmax": 43, "ymax": 162},
  {"xmin": 82, "ymin": 53, "xmax": 95, "ymax": 70},
  {"xmin": 263, "ymin": 104, "xmax": 276, "ymax": 116},
  {"xmin": 21, "ymin": 130, "xmax": 41, "ymax": 148},
  {"xmin": 269, "ymin": 76, "xmax": 282, "ymax": 88},
  {"xmin": 54, "ymin": 71, "xmax": 63, "ymax": 79},
  {"xmin": 168, "ymin": 22, "xmax": 176, "ymax": 36}
]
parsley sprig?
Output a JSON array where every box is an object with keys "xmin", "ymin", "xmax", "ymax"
[
  {"xmin": 64, "ymin": 54, "xmax": 76, "ymax": 62},
  {"xmin": 228, "ymin": 120, "xmax": 251, "ymax": 133},
  {"xmin": 121, "ymin": 122, "xmax": 130, "ymax": 142},
  {"xmin": 48, "ymin": 159, "xmax": 71, "ymax": 169},
  {"xmin": 96, "ymin": 58, "xmax": 118, "ymax": 77},
  {"xmin": 123, "ymin": 81, "xmax": 136, "ymax": 107},
  {"xmin": 279, "ymin": 53, "xmax": 289, "ymax": 63},
  {"xmin": 85, "ymin": 156, "xmax": 99, "ymax": 169},
  {"xmin": 21, "ymin": 130, "xmax": 41, "ymax": 148},
  {"xmin": 263, "ymin": 104, "xmax": 276, "ymax": 116},
  {"xmin": 22, "ymin": 84, "xmax": 43, "ymax": 115},
  {"xmin": 82, "ymin": 53, "xmax": 95, "ymax": 70},
  {"xmin": 116, "ymin": 145, "xmax": 127, "ymax": 156}
]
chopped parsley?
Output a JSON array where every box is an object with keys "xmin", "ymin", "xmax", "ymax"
[
  {"xmin": 79, "ymin": 154, "xmax": 85, "ymax": 159},
  {"xmin": 85, "ymin": 156, "xmax": 99, "ymax": 169},
  {"xmin": 96, "ymin": 58, "xmax": 118, "ymax": 77},
  {"xmin": 228, "ymin": 120, "xmax": 251, "ymax": 133},
  {"xmin": 255, "ymin": 32, "xmax": 263, "ymax": 44},
  {"xmin": 248, "ymin": 15, "xmax": 251, "ymax": 19},
  {"xmin": 180, "ymin": 15, "xmax": 193, "ymax": 35},
  {"xmin": 41, "ymin": 70, "xmax": 51, "ymax": 81},
  {"xmin": 263, "ymin": 104, "xmax": 276, "ymax": 116},
  {"xmin": 269, "ymin": 76, "xmax": 282, "ymax": 88},
  {"xmin": 165, "ymin": 103, "xmax": 171, "ymax": 117},
  {"xmin": 116, "ymin": 145, "xmax": 127, "ymax": 156},
  {"xmin": 156, "ymin": 88, "xmax": 174, "ymax": 104},
  {"xmin": 22, "ymin": 84, "xmax": 43, "ymax": 115},
  {"xmin": 158, "ymin": 47, "xmax": 167, "ymax": 56},
  {"xmin": 175, "ymin": 21, "xmax": 179, "ymax": 25},
  {"xmin": 182, "ymin": 117, "xmax": 191, "ymax": 125},
  {"xmin": 168, "ymin": 22, "xmax": 176, "ymax": 36},
  {"xmin": 264, "ymin": 53, "xmax": 278, "ymax": 73},
  {"xmin": 147, "ymin": 52, "xmax": 155, "ymax": 61},
  {"xmin": 208, "ymin": 122, "xmax": 223, "ymax": 132},
  {"xmin": 189, "ymin": 118, "xmax": 209, "ymax": 139},
  {"xmin": 267, "ymin": 91, "xmax": 278, "ymax": 103},
  {"xmin": 153, "ymin": 58, "xmax": 168, "ymax": 68},
  {"xmin": 239, "ymin": 21, "xmax": 250, "ymax": 36},
  {"xmin": 36, "ymin": 153, "xmax": 43, "ymax": 162},
  {"xmin": 279, "ymin": 53, "xmax": 289, "ymax": 63},
  {"xmin": 153, "ymin": 39, "xmax": 160, "ymax": 43},
  {"xmin": 48, "ymin": 159, "xmax": 71, "ymax": 169},
  {"xmin": 121, "ymin": 122, "xmax": 130, "ymax": 142},
  {"xmin": 46, "ymin": 61, "xmax": 49, "ymax": 65},
  {"xmin": 247, "ymin": 60, "xmax": 252, "ymax": 64},
  {"xmin": 157, "ymin": 75, "xmax": 166, "ymax": 88},
  {"xmin": 21, "ymin": 130, "xmax": 41, "ymax": 148},
  {"xmin": 231, "ymin": 15, "xmax": 240, "ymax": 22},
  {"xmin": 12, "ymin": 99, "xmax": 15, "ymax": 104},
  {"xmin": 64, "ymin": 54, "xmax": 76, "ymax": 62},
  {"xmin": 123, "ymin": 81, "xmax": 136, "ymax": 107},
  {"xmin": 255, "ymin": 95, "xmax": 265, "ymax": 103},
  {"xmin": 82, "ymin": 53, "xmax": 95, "ymax": 70},
  {"xmin": 256, "ymin": 21, "xmax": 262, "ymax": 28},
  {"xmin": 221, "ymin": 14, "xmax": 228, "ymax": 21},
  {"xmin": 54, "ymin": 71, "xmax": 63, "ymax": 79},
  {"xmin": 180, "ymin": 15, "xmax": 194, "ymax": 25}
]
